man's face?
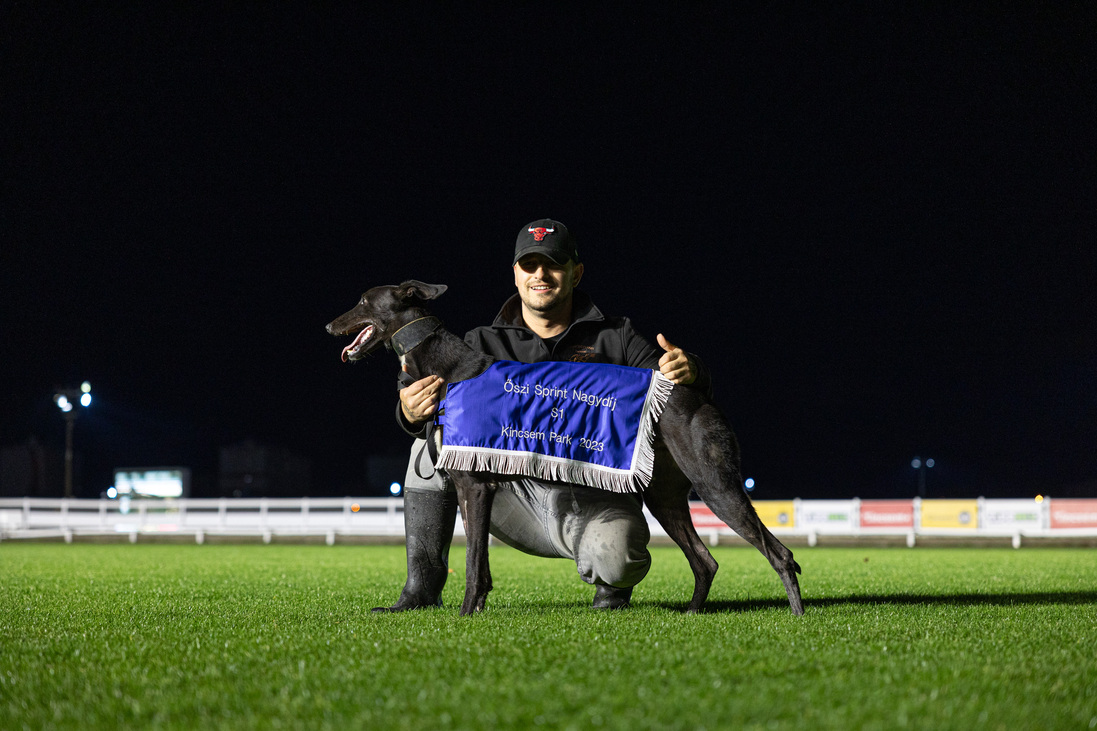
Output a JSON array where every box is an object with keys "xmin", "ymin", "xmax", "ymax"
[{"xmin": 513, "ymin": 253, "xmax": 584, "ymax": 316}]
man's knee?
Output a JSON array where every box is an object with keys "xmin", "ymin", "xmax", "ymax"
[{"xmin": 575, "ymin": 511, "xmax": 651, "ymax": 588}]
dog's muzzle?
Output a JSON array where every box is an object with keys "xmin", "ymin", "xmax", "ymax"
[{"xmin": 341, "ymin": 324, "xmax": 375, "ymax": 362}]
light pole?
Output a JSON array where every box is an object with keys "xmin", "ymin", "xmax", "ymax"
[
  {"xmin": 53, "ymin": 382, "xmax": 92, "ymax": 498},
  {"xmin": 911, "ymin": 456, "xmax": 934, "ymax": 499}
]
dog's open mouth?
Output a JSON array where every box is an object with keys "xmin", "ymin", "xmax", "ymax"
[{"xmin": 341, "ymin": 324, "xmax": 375, "ymax": 362}]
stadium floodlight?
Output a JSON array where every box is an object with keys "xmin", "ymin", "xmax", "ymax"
[
  {"xmin": 744, "ymin": 478, "xmax": 755, "ymax": 491},
  {"xmin": 912, "ymin": 455, "xmax": 934, "ymax": 498},
  {"xmin": 389, "ymin": 482, "xmax": 402, "ymax": 496},
  {"xmin": 53, "ymin": 382, "xmax": 92, "ymax": 498}
]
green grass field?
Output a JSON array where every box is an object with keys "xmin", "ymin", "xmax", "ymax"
[{"xmin": 2, "ymin": 543, "xmax": 1095, "ymax": 730}]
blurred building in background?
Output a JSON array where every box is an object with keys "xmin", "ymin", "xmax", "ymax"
[
  {"xmin": 219, "ymin": 439, "xmax": 312, "ymax": 497},
  {"xmin": 0, "ymin": 439, "xmax": 65, "ymax": 497}
]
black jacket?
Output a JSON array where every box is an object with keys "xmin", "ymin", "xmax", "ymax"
[{"xmin": 398, "ymin": 290, "xmax": 710, "ymax": 436}]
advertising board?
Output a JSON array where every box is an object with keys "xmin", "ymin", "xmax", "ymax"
[
  {"xmin": 859, "ymin": 500, "xmax": 914, "ymax": 529},
  {"xmin": 1049, "ymin": 498, "xmax": 1097, "ymax": 529},
  {"xmin": 752, "ymin": 500, "xmax": 796, "ymax": 529},
  {"xmin": 919, "ymin": 499, "xmax": 978, "ymax": 529},
  {"xmin": 981, "ymin": 499, "xmax": 1042, "ymax": 529},
  {"xmin": 689, "ymin": 503, "xmax": 725, "ymax": 529},
  {"xmin": 798, "ymin": 500, "xmax": 856, "ymax": 532}
]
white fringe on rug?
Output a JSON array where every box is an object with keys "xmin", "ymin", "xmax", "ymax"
[{"xmin": 436, "ymin": 371, "xmax": 674, "ymax": 493}]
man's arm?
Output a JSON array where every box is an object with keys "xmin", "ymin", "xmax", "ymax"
[
  {"xmin": 396, "ymin": 330, "xmax": 489, "ymax": 437},
  {"xmin": 656, "ymin": 334, "xmax": 698, "ymax": 385},
  {"xmin": 621, "ymin": 319, "xmax": 713, "ymax": 396},
  {"xmin": 396, "ymin": 370, "xmax": 445, "ymax": 437}
]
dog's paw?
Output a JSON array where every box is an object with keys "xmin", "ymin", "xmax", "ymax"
[{"xmin": 459, "ymin": 594, "xmax": 489, "ymax": 616}]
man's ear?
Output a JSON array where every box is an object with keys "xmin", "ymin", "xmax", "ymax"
[
  {"xmin": 395, "ymin": 281, "xmax": 448, "ymax": 302},
  {"xmin": 572, "ymin": 262, "xmax": 584, "ymax": 286}
]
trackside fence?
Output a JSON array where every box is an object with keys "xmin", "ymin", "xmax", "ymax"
[
  {"xmin": 1, "ymin": 497, "xmax": 1096, "ymax": 547},
  {"xmin": 689, "ymin": 497, "xmax": 1097, "ymax": 548}
]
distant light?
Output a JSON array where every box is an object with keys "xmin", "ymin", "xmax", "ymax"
[
  {"xmin": 351, "ymin": 503, "xmax": 360, "ymax": 512},
  {"xmin": 1035, "ymin": 494, "xmax": 1044, "ymax": 503},
  {"xmin": 107, "ymin": 487, "xmax": 117, "ymax": 499},
  {"xmin": 389, "ymin": 482, "xmax": 402, "ymax": 495},
  {"xmin": 81, "ymin": 381, "xmax": 92, "ymax": 394},
  {"xmin": 113, "ymin": 469, "xmax": 185, "ymax": 498},
  {"xmin": 80, "ymin": 393, "xmax": 92, "ymax": 407},
  {"xmin": 911, "ymin": 458, "xmax": 922, "ymax": 469},
  {"xmin": 925, "ymin": 458, "xmax": 935, "ymax": 468},
  {"xmin": 55, "ymin": 395, "xmax": 73, "ymax": 412},
  {"xmin": 744, "ymin": 478, "xmax": 755, "ymax": 491}
]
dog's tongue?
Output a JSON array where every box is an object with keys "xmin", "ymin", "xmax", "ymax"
[{"xmin": 341, "ymin": 325, "xmax": 374, "ymax": 362}]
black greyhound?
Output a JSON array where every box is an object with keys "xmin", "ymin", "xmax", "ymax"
[{"xmin": 327, "ymin": 281, "xmax": 804, "ymax": 616}]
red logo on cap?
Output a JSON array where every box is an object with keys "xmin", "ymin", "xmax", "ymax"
[{"xmin": 528, "ymin": 226, "xmax": 555, "ymax": 242}]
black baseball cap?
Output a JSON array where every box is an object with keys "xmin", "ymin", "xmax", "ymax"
[{"xmin": 512, "ymin": 218, "xmax": 580, "ymax": 266}]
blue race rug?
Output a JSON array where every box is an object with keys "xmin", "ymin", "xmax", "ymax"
[{"xmin": 435, "ymin": 360, "xmax": 674, "ymax": 493}]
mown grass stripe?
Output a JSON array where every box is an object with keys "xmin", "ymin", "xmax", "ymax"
[{"xmin": 1, "ymin": 544, "xmax": 1095, "ymax": 730}]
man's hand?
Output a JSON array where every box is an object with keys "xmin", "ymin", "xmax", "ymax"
[
  {"xmin": 657, "ymin": 334, "xmax": 697, "ymax": 385},
  {"xmin": 400, "ymin": 366, "xmax": 445, "ymax": 423}
]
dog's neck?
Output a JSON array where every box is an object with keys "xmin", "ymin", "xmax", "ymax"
[
  {"xmin": 390, "ymin": 317, "xmax": 443, "ymax": 357},
  {"xmin": 399, "ymin": 326, "xmax": 493, "ymax": 384}
]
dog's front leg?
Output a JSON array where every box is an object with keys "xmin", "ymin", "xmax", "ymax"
[{"xmin": 453, "ymin": 474, "xmax": 495, "ymax": 616}]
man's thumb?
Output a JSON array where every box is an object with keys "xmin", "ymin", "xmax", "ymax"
[{"xmin": 657, "ymin": 333, "xmax": 676, "ymax": 352}]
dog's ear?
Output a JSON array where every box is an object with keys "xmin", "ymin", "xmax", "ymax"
[{"xmin": 395, "ymin": 281, "xmax": 447, "ymax": 302}]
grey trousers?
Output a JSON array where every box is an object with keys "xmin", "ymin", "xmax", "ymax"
[{"xmin": 405, "ymin": 439, "xmax": 652, "ymax": 588}]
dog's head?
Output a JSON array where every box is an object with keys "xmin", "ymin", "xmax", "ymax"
[{"xmin": 326, "ymin": 280, "xmax": 448, "ymax": 362}]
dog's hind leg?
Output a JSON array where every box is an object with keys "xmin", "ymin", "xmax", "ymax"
[
  {"xmin": 643, "ymin": 446, "xmax": 718, "ymax": 613},
  {"xmin": 451, "ymin": 473, "xmax": 495, "ymax": 616},
  {"xmin": 661, "ymin": 404, "xmax": 805, "ymax": 616},
  {"xmin": 695, "ymin": 481, "xmax": 804, "ymax": 616}
]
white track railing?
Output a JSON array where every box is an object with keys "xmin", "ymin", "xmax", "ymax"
[
  {"xmin": 0, "ymin": 497, "xmax": 406, "ymax": 545},
  {"xmin": 1, "ymin": 496, "xmax": 1095, "ymax": 547}
]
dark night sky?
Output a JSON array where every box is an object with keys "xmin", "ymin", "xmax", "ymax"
[{"xmin": 3, "ymin": 5, "xmax": 1095, "ymax": 500}]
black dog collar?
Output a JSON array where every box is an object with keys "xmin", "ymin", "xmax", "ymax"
[{"xmin": 390, "ymin": 316, "xmax": 443, "ymax": 358}]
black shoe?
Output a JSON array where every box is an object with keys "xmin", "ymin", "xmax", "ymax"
[
  {"xmin": 592, "ymin": 585, "xmax": 633, "ymax": 610},
  {"xmin": 372, "ymin": 488, "xmax": 458, "ymax": 613}
]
